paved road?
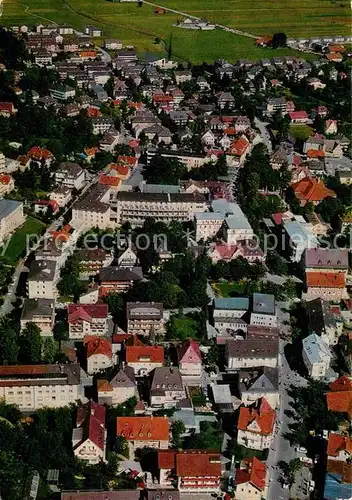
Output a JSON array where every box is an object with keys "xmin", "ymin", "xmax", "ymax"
[
  {"xmin": 142, "ymin": 0, "xmax": 258, "ymax": 39},
  {"xmin": 266, "ymin": 339, "xmax": 307, "ymax": 500},
  {"xmin": 254, "ymin": 117, "xmax": 273, "ymax": 153},
  {"xmin": 99, "ymin": 47, "xmax": 112, "ymax": 64}
]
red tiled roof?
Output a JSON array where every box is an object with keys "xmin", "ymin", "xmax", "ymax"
[
  {"xmin": 28, "ymin": 145, "xmax": 53, "ymax": 160},
  {"xmin": 327, "ymin": 433, "xmax": 352, "ymax": 457},
  {"xmin": 271, "ymin": 212, "xmax": 284, "ymax": 225},
  {"xmin": 153, "ymin": 94, "xmax": 174, "ymax": 103},
  {"xmin": 117, "ymin": 416, "xmax": 169, "ymax": 442},
  {"xmin": 117, "ymin": 156, "xmax": 137, "ymax": 166},
  {"xmin": 306, "ymin": 271, "xmax": 346, "ymax": 288},
  {"xmin": 307, "ymin": 149, "xmax": 325, "ymax": 158},
  {"xmin": 328, "ymin": 44, "xmax": 345, "ymax": 53},
  {"xmin": 0, "ymin": 174, "xmax": 12, "ymax": 185},
  {"xmin": 87, "ymin": 107, "xmax": 102, "ymax": 117},
  {"xmin": 68, "ymin": 304, "xmax": 108, "ymax": 323},
  {"xmin": 97, "ymin": 379, "xmax": 112, "ymax": 392},
  {"xmin": 84, "ymin": 336, "xmax": 112, "ymax": 359},
  {"xmin": 235, "ymin": 457, "xmax": 266, "ymax": 491},
  {"xmin": 291, "ymin": 177, "xmax": 336, "ymax": 203},
  {"xmin": 126, "ymin": 345, "xmax": 164, "ymax": 364},
  {"xmin": 112, "ymin": 333, "xmax": 130, "ymax": 344},
  {"xmin": 289, "ymin": 110, "xmax": 308, "ymax": 120},
  {"xmin": 177, "ymin": 340, "xmax": 202, "ymax": 364},
  {"xmin": 176, "ymin": 450, "xmax": 221, "ymax": 477},
  {"xmin": 326, "ymin": 391, "xmax": 352, "ymax": 417},
  {"xmin": 158, "ymin": 449, "xmax": 176, "ymax": 469},
  {"xmin": 327, "ymin": 52, "xmax": 343, "ymax": 61},
  {"xmin": 80, "ymin": 51, "xmax": 97, "ymax": 57},
  {"xmin": 229, "ymin": 136, "xmax": 249, "ymax": 156},
  {"xmin": 329, "ymin": 376, "xmax": 352, "ymax": 392},
  {"xmin": 76, "ymin": 401, "xmax": 106, "ymax": 451},
  {"xmin": 99, "ymin": 174, "xmax": 122, "ymax": 187},
  {"xmin": 224, "ymin": 127, "xmax": 236, "ymax": 136},
  {"xmin": 0, "ymin": 102, "xmax": 14, "ymax": 113},
  {"xmin": 210, "ymin": 243, "xmax": 238, "ymax": 260},
  {"xmin": 238, "ymin": 398, "xmax": 276, "ymax": 436}
]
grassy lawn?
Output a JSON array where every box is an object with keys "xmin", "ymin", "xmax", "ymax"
[
  {"xmin": 3, "ymin": 0, "xmax": 350, "ymax": 62},
  {"xmin": 4, "ymin": 216, "xmax": 46, "ymax": 264},
  {"xmin": 289, "ymin": 124, "xmax": 314, "ymax": 140},
  {"xmin": 212, "ymin": 281, "xmax": 245, "ymax": 297}
]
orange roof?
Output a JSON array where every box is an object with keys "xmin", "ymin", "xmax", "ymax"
[
  {"xmin": 110, "ymin": 163, "xmax": 130, "ymax": 178},
  {"xmin": 306, "ymin": 271, "xmax": 346, "ymax": 288},
  {"xmin": 126, "ymin": 345, "xmax": 164, "ymax": 364},
  {"xmin": 0, "ymin": 174, "xmax": 12, "ymax": 185},
  {"xmin": 97, "ymin": 379, "xmax": 113, "ymax": 392},
  {"xmin": 307, "ymin": 149, "xmax": 325, "ymax": 158},
  {"xmin": 229, "ymin": 136, "xmax": 249, "ymax": 156},
  {"xmin": 235, "ymin": 457, "xmax": 266, "ymax": 491},
  {"xmin": 116, "ymin": 416, "xmax": 169, "ymax": 442},
  {"xmin": 327, "ymin": 433, "xmax": 352, "ymax": 457},
  {"xmin": 99, "ymin": 174, "xmax": 121, "ymax": 187},
  {"xmin": 256, "ymin": 36, "xmax": 272, "ymax": 44},
  {"xmin": 224, "ymin": 127, "xmax": 236, "ymax": 136},
  {"xmin": 326, "ymin": 391, "xmax": 352, "ymax": 417},
  {"xmin": 80, "ymin": 51, "xmax": 97, "ymax": 57},
  {"xmin": 327, "ymin": 52, "xmax": 343, "ymax": 61},
  {"xmin": 84, "ymin": 147, "xmax": 99, "ymax": 157},
  {"xmin": 87, "ymin": 107, "xmax": 102, "ymax": 117},
  {"xmin": 27, "ymin": 145, "xmax": 53, "ymax": 160},
  {"xmin": 238, "ymin": 398, "xmax": 276, "ymax": 436},
  {"xmin": 176, "ymin": 451, "xmax": 221, "ymax": 477},
  {"xmin": 328, "ymin": 44, "xmax": 345, "ymax": 53},
  {"xmin": 117, "ymin": 156, "xmax": 137, "ymax": 166},
  {"xmin": 291, "ymin": 177, "xmax": 336, "ymax": 203},
  {"xmin": 84, "ymin": 336, "xmax": 112, "ymax": 359}
]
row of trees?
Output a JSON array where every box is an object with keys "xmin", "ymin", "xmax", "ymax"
[{"xmin": 57, "ymin": 252, "xmax": 87, "ymax": 300}]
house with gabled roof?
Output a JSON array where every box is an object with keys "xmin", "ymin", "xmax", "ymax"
[
  {"xmin": 84, "ymin": 336, "xmax": 114, "ymax": 374},
  {"xmin": 238, "ymin": 367, "xmax": 279, "ymax": 409},
  {"xmin": 326, "ymin": 375, "xmax": 352, "ymax": 419},
  {"xmin": 97, "ymin": 365, "xmax": 137, "ymax": 405},
  {"xmin": 328, "ymin": 433, "xmax": 352, "ymax": 462},
  {"xmin": 125, "ymin": 338, "xmax": 164, "ymax": 376},
  {"xmin": 177, "ymin": 340, "xmax": 202, "ymax": 376},
  {"xmin": 291, "ymin": 177, "xmax": 336, "ymax": 206},
  {"xmin": 237, "ymin": 398, "xmax": 276, "ymax": 450},
  {"xmin": 68, "ymin": 304, "xmax": 109, "ymax": 339},
  {"xmin": 116, "ymin": 416, "xmax": 169, "ymax": 454},
  {"xmin": 72, "ymin": 401, "xmax": 106, "ymax": 464},
  {"xmin": 235, "ymin": 457, "xmax": 267, "ymax": 500},
  {"xmin": 306, "ymin": 297, "xmax": 343, "ymax": 346}
]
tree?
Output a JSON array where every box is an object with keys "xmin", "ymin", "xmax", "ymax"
[
  {"xmin": 19, "ymin": 322, "xmax": 42, "ymax": 363},
  {"xmin": 266, "ymin": 250, "xmax": 288, "ymax": 276},
  {"xmin": 0, "ymin": 328, "xmax": 19, "ymax": 364},
  {"xmin": 171, "ymin": 420, "xmax": 186, "ymax": 449},
  {"xmin": 43, "ymin": 337, "xmax": 57, "ymax": 363},
  {"xmin": 54, "ymin": 322, "xmax": 69, "ymax": 342},
  {"xmin": 114, "ymin": 435, "xmax": 129, "ymax": 458},
  {"xmin": 272, "ymin": 32, "xmax": 287, "ymax": 48},
  {"xmin": 105, "ymin": 293, "xmax": 125, "ymax": 321},
  {"xmin": 143, "ymin": 155, "xmax": 187, "ymax": 185}
]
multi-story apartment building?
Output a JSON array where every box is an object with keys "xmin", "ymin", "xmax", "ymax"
[
  {"xmin": 20, "ymin": 298, "xmax": 55, "ymax": 336},
  {"xmin": 50, "ymin": 85, "xmax": 76, "ymax": 100},
  {"xmin": 126, "ymin": 302, "xmax": 164, "ymax": 336},
  {"xmin": 111, "ymin": 192, "xmax": 207, "ymax": 227},
  {"xmin": 150, "ymin": 367, "xmax": 186, "ymax": 407},
  {"xmin": 147, "ymin": 148, "xmax": 213, "ymax": 170},
  {"xmin": 305, "ymin": 271, "xmax": 348, "ymax": 302},
  {"xmin": 99, "ymin": 266, "xmax": 144, "ymax": 295},
  {"xmin": 194, "ymin": 212, "xmax": 224, "ymax": 242},
  {"xmin": 238, "ymin": 367, "xmax": 279, "ymax": 409},
  {"xmin": 55, "ymin": 162, "xmax": 85, "ymax": 190},
  {"xmin": 116, "ymin": 416, "xmax": 169, "ymax": 454},
  {"xmin": 237, "ymin": 398, "xmax": 276, "ymax": 450},
  {"xmin": 0, "ymin": 199, "xmax": 25, "ymax": 245},
  {"xmin": 72, "ymin": 401, "xmax": 106, "ymax": 464},
  {"xmin": 304, "ymin": 248, "xmax": 349, "ymax": 275},
  {"xmin": 84, "ymin": 336, "xmax": 114, "ymax": 375},
  {"xmin": 71, "ymin": 185, "xmax": 111, "ymax": 230},
  {"xmin": 78, "ymin": 249, "xmax": 113, "ymax": 278},
  {"xmin": 0, "ymin": 364, "xmax": 86, "ymax": 410},
  {"xmin": 209, "ymin": 199, "xmax": 254, "ymax": 244},
  {"xmin": 226, "ymin": 339, "xmax": 278, "ymax": 371},
  {"xmin": 302, "ymin": 333, "xmax": 332, "ymax": 379},
  {"xmin": 235, "ymin": 457, "xmax": 267, "ymax": 500},
  {"xmin": 68, "ymin": 304, "xmax": 109, "ymax": 339},
  {"xmin": 27, "ymin": 259, "xmax": 59, "ymax": 299},
  {"xmin": 213, "ymin": 297, "xmax": 249, "ymax": 334},
  {"xmin": 50, "ymin": 185, "xmax": 72, "ymax": 207},
  {"xmin": 250, "ymin": 293, "xmax": 277, "ymax": 328}
]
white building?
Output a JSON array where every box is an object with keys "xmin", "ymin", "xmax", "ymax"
[
  {"xmin": 72, "ymin": 401, "xmax": 106, "ymax": 464},
  {"xmin": 213, "ymin": 297, "xmax": 249, "ymax": 335},
  {"xmin": 27, "ymin": 260, "xmax": 59, "ymax": 299},
  {"xmin": 97, "ymin": 366, "xmax": 138, "ymax": 405},
  {"xmin": 211, "ymin": 199, "xmax": 254, "ymax": 244},
  {"xmin": 55, "ymin": 162, "xmax": 85, "ymax": 190},
  {"xmin": 302, "ymin": 333, "xmax": 332, "ymax": 379},
  {"xmin": 85, "ymin": 336, "xmax": 114, "ymax": 375},
  {"xmin": 68, "ymin": 304, "xmax": 110, "ymax": 340},
  {"xmin": 0, "ymin": 199, "xmax": 25, "ymax": 245},
  {"xmin": 250, "ymin": 293, "xmax": 277, "ymax": 328},
  {"xmin": 20, "ymin": 298, "xmax": 55, "ymax": 336},
  {"xmin": 50, "ymin": 185, "xmax": 72, "ymax": 207},
  {"xmin": 226, "ymin": 339, "xmax": 278, "ymax": 371},
  {"xmin": 194, "ymin": 212, "xmax": 224, "ymax": 242}
]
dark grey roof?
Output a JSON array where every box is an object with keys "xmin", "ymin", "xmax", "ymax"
[
  {"xmin": 252, "ymin": 293, "xmax": 275, "ymax": 315},
  {"xmin": 151, "ymin": 367, "xmax": 183, "ymax": 394},
  {"xmin": 57, "ymin": 162, "xmax": 83, "ymax": 176},
  {"xmin": 227, "ymin": 339, "xmax": 278, "ymax": 358},
  {"xmin": 28, "ymin": 260, "xmax": 57, "ymax": 281},
  {"xmin": 109, "ymin": 366, "xmax": 136, "ymax": 388},
  {"xmin": 0, "ymin": 199, "xmax": 22, "ymax": 220},
  {"xmin": 127, "ymin": 301, "xmax": 163, "ymax": 320},
  {"xmin": 116, "ymin": 191, "xmax": 206, "ymax": 203},
  {"xmin": 99, "ymin": 266, "xmax": 143, "ymax": 282},
  {"xmin": 306, "ymin": 298, "xmax": 339, "ymax": 337},
  {"xmin": 239, "ymin": 367, "xmax": 279, "ymax": 393},
  {"xmin": 21, "ymin": 298, "xmax": 55, "ymax": 320}
]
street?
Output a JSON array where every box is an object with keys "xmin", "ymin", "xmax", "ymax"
[
  {"xmin": 266, "ymin": 339, "xmax": 307, "ymax": 500},
  {"xmin": 254, "ymin": 117, "xmax": 273, "ymax": 153}
]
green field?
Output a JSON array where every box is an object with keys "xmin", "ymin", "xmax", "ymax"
[
  {"xmin": 289, "ymin": 124, "xmax": 314, "ymax": 140},
  {"xmin": 2, "ymin": 0, "xmax": 351, "ymax": 62},
  {"xmin": 212, "ymin": 281, "xmax": 245, "ymax": 297},
  {"xmin": 4, "ymin": 216, "xmax": 46, "ymax": 264}
]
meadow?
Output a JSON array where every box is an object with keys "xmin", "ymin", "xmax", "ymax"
[{"xmin": 2, "ymin": 0, "xmax": 351, "ymax": 63}]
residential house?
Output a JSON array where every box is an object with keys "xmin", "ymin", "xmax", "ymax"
[
  {"xmin": 265, "ymin": 97, "xmax": 288, "ymax": 115},
  {"xmin": 104, "ymin": 39, "xmax": 123, "ymax": 50},
  {"xmin": 20, "ymin": 298, "xmax": 55, "ymax": 336},
  {"xmin": 226, "ymin": 339, "xmax": 278, "ymax": 371},
  {"xmin": 85, "ymin": 25, "xmax": 102, "ymax": 37},
  {"xmin": 212, "ymin": 200, "xmax": 254, "ymax": 244},
  {"xmin": 305, "ymin": 212, "xmax": 330, "ymax": 236},
  {"xmin": 174, "ymin": 70, "xmax": 192, "ymax": 84},
  {"xmin": 289, "ymin": 111, "xmax": 309, "ymax": 123},
  {"xmin": 291, "ymin": 177, "xmax": 336, "ymax": 206},
  {"xmin": 91, "ymin": 117, "xmax": 115, "ymax": 135},
  {"xmin": 68, "ymin": 304, "xmax": 110, "ymax": 339},
  {"xmin": 306, "ymin": 298, "xmax": 343, "ymax": 346},
  {"xmin": 99, "ymin": 267, "xmax": 144, "ymax": 295},
  {"xmin": 0, "ymin": 174, "xmax": 14, "ymax": 196},
  {"xmin": 305, "ymin": 271, "xmax": 347, "ymax": 302},
  {"xmin": 194, "ymin": 212, "xmax": 224, "ymax": 242},
  {"xmin": 283, "ymin": 220, "xmax": 319, "ymax": 262},
  {"xmin": 217, "ymin": 92, "xmax": 235, "ymax": 110},
  {"xmin": 250, "ymin": 293, "xmax": 277, "ymax": 328},
  {"xmin": 177, "ymin": 340, "xmax": 202, "ymax": 376},
  {"xmin": 0, "ymin": 199, "xmax": 25, "ymax": 245},
  {"xmin": 33, "ymin": 199, "xmax": 59, "ymax": 215},
  {"xmin": 97, "ymin": 366, "xmax": 137, "ymax": 405},
  {"xmin": 0, "ymin": 102, "xmax": 16, "ymax": 117},
  {"xmin": 326, "ymin": 375, "xmax": 352, "ymax": 419},
  {"xmin": 72, "ymin": 401, "xmax": 106, "ymax": 464},
  {"xmin": 0, "ymin": 363, "xmax": 86, "ymax": 410},
  {"xmin": 327, "ymin": 433, "xmax": 352, "ymax": 462},
  {"xmin": 213, "ymin": 297, "xmax": 249, "ymax": 335},
  {"xmin": 125, "ymin": 342, "xmax": 164, "ymax": 376},
  {"xmin": 246, "ymin": 325, "xmax": 280, "ymax": 342},
  {"xmin": 55, "ymin": 162, "xmax": 85, "ymax": 190},
  {"xmin": 208, "ymin": 241, "xmax": 264, "ymax": 264},
  {"xmin": 116, "ymin": 416, "xmax": 169, "ymax": 454},
  {"xmin": 50, "ymin": 185, "xmax": 72, "ymax": 208},
  {"xmin": 84, "ymin": 336, "xmax": 113, "ymax": 375},
  {"xmin": 150, "ymin": 367, "xmax": 186, "ymax": 407},
  {"xmin": 27, "ymin": 259, "xmax": 59, "ymax": 299},
  {"xmin": 78, "ymin": 249, "xmax": 113, "ymax": 278},
  {"xmin": 325, "ymin": 119, "xmax": 338, "ymax": 135},
  {"xmin": 126, "ymin": 302, "xmax": 164, "ymax": 336},
  {"xmin": 143, "ymin": 125, "xmax": 172, "ymax": 145},
  {"xmin": 304, "ymin": 248, "xmax": 349, "ymax": 274},
  {"xmin": 237, "ymin": 398, "xmax": 276, "ymax": 450},
  {"xmin": 238, "ymin": 367, "xmax": 279, "ymax": 409},
  {"xmin": 235, "ymin": 457, "xmax": 267, "ymax": 500},
  {"xmin": 302, "ymin": 333, "xmax": 332, "ymax": 379},
  {"xmin": 50, "ymin": 85, "xmax": 75, "ymax": 101},
  {"xmin": 117, "ymin": 247, "xmax": 139, "ymax": 268}
]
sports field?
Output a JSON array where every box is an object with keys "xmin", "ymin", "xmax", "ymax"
[{"xmin": 2, "ymin": 0, "xmax": 351, "ymax": 62}]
